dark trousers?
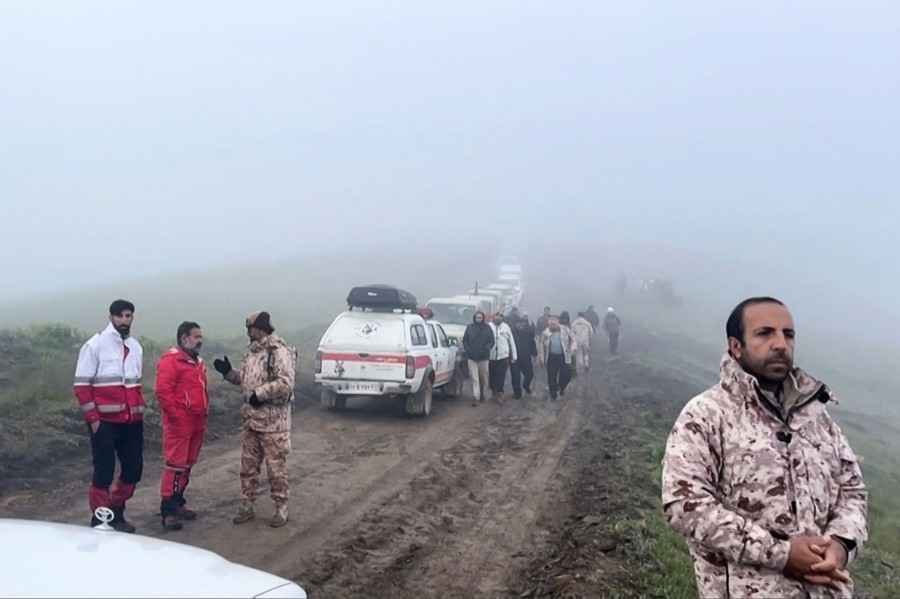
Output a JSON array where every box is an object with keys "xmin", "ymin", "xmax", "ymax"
[
  {"xmin": 89, "ymin": 421, "xmax": 144, "ymax": 511},
  {"xmin": 546, "ymin": 353, "xmax": 571, "ymax": 399},
  {"xmin": 489, "ymin": 359, "xmax": 509, "ymax": 393},
  {"xmin": 608, "ymin": 332, "xmax": 620, "ymax": 354},
  {"xmin": 510, "ymin": 358, "xmax": 534, "ymax": 398}
]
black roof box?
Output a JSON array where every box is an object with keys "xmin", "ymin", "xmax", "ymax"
[{"xmin": 347, "ymin": 285, "xmax": 418, "ymax": 311}]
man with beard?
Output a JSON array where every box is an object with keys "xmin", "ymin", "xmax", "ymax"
[
  {"xmin": 463, "ymin": 310, "xmax": 494, "ymax": 407},
  {"xmin": 155, "ymin": 321, "xmax": 209, "ymax": 531},
  {"xmin": 74, "ymin": 299, "xmax": 145, "ymax": 531},
  {"xmin": 214, "ymin": 312, "xmax": 297, "ymax": 528},
  {"xmin": 662, "ymin": 297, "xmax": 867, "ymax": 597},
  {"xmin": 510, "ymin": 312, "xmax": 537, "ymax": 399}
]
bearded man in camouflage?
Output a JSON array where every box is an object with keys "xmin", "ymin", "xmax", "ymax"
[
  {"xmin": 662, "ymin": 297, "xmax": 867, "ymax": 598},
  {"xmin": 214, "ymin": 311, "xmax": 296, "ymax": 528}
]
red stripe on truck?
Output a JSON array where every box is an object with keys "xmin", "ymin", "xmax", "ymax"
[
  {"xmin": 320, "ymin": 353, "xmax": 406, "ymax": 364},
  {"xmin": 414, "ymin": 356, "xmax": 432, "ymax": 369}
]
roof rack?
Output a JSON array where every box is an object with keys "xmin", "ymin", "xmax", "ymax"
[{"xmin": 347, "ymin": 285, "xmax": 418, "ymax": 312}]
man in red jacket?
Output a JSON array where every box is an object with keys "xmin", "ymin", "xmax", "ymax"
[{"xmin": 155, "ymin": 321, "xmax": 209, "ymax": 531}]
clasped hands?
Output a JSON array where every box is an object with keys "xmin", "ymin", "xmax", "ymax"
[{"xmin": 784, "ymin": 535, "xmax": 849, "ymax": 589}]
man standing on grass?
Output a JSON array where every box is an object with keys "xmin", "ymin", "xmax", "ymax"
[
  {"xmin": 662, "ymin": 297, "xmax": 867, "ymax": 597},
  {"xmin": 74, "ymin": 299, "xmax": 145, "ymax": 532}
]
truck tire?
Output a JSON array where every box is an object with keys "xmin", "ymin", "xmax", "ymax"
[
  {"xmin": 443, "ymin": 368, "xmax": 463, "ymax": 398},
  {"xmin": 406, "ymin": 375, "xmax": 433, "ymax": 417},
  {"xmin": 321, "ymin": 389, "xmax": 339, "ymax": 410}
]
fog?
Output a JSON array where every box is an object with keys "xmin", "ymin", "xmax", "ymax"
[{"xmin": 2, "ymin": 2, "xmax": 898, "ymax": 364}]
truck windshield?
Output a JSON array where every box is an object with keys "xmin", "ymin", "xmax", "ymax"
[{"xmin": 427, "ymin": 303, "xmax": 476, "ymax": 326}]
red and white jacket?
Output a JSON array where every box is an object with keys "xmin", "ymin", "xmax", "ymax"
[
  {"xmin": 73, "ymin": 323, "xmax": 145, "ymax": 424},
  {"xmin": 154, "ymin": 347, "xmax": 209, "ymax": 416}
]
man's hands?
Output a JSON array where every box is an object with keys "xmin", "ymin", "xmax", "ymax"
[
  {"xmin": 784, "ymin": 535, "xmax": 850, "ymax": 589},
  {"xmin": 213, "ymin": 356, "xmax": 232, "ymax": 376}
]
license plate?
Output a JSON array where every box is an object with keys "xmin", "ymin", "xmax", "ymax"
[{"xmin": 348, "ymin": 382, "xmax": 381, "ymax": 394}]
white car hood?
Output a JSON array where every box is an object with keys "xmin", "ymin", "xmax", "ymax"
[{"xmin": 0, "ymin": 519, "xmax": 306, "ymax": 598}]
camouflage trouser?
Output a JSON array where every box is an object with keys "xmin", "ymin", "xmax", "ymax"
[{"xmin": 240, "ymin": 428, "xmax": 290, "ymax": 505}]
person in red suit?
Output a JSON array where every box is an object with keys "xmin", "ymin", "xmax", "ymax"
[{"xmin": 155, "ymin": 321, "xmax": 209, "ymax": 531}]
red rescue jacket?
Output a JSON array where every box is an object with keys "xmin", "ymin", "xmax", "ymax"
[
  {"xmin": 154, "ymin": 347, "xmax": 209, "ymax": 416},
  {"xmin": 73, "ymin": 324, "xmax": 145, "ymax": 424}
]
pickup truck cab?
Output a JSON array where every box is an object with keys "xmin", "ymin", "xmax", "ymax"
[{"xmin": 315, "ymin": 286, "xmax": 460, "ymax": 417}]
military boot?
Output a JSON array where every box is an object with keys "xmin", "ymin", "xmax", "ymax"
[
  {"xmin": 232, "ymin": 501, "xmax": 255, "ymax": 525},
  {"xmin": 269, "ymin": 503, "xmax": 289, "ymax": 528},
  {"xmin": 161, "ymin": 514, "xmax": 183, "ymax": 531}
]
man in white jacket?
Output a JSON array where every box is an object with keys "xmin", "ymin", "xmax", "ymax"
[{"xmin": 488, "ymin": 313, "xmax": 518, "ymax": 402}]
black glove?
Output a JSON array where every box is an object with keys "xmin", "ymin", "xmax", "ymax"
[
  {"xmin": 248, "ymin": 392, "xmax": 263, "ymax": 408},
  {"xmin": 213, "ymin": 356, "xmax": 232, "ymax": 377}
]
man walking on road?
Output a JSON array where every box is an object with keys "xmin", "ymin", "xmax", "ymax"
[
  {"xmin": 571, "ymin": 312, "xmax": 595, "ymax": 373},
  {"xmin": 488, "ymin": 313, "xmax": 517, "ymax": 402},
  {"xmin": 74, "ymin": 299, "xmax": 145, "ymax": 532},
  {"xmin": 538, "ymin": 314, "xmax": 576, "ymax": 400},
  {"xmin": 584, "ymin": 305, "xmax": 600, "ymax": 331},
  {"xmin": 510, "ymin": 313, "xmax": 537, "ymax": 399},
  {"xmin": 536, "ymin": 306, "xmax": 552, "ymax": 336},
  {"xmin": 662, "ymin": 297, "xmax": 867, "ymax": 598},
  {"xmin": 214, "ymin": 312, "xmax": 297, "ymax": 528},
  {"xmin": 463, "ymin": 310, "xmax": 494, "ymax": 406},
  {"xmin": 155, "ymin": 321, "xmax": 209, "ymax": 531},
  {"xmin": 602, "ymin": 307, "xmax": 622, "ymax": 354}
]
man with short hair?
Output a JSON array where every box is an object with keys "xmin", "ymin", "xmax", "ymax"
[
  {"xmin": 214, "ymin": 312, "xmax": 297, "ymax": 528},
  {"xmin": 510, "ymin": 314, "xmax": 537, "ymax": 399},
  {"xmin": 536, "ymin": 306, "xmax": 552, "ymax": 336},
  {"xmin": 74, "ymin": 299, "xmax": 145, "ymax": 532},
  {"xmin": 488, "ymin": 312, "xmax": 518, "ymax": 402},
  {"xmin": 662, "ymin": 297, "xmax": 868, "ymax": 597},
  {"xmin": 155, "ymin": 321, "xmax": 209, "ymax": 531}
]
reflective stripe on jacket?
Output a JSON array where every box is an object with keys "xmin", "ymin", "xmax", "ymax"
[{"xmin": 73, "ymin": 323, "xmax": 145, "ymax": 424}]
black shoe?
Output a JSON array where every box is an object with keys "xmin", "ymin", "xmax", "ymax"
[
  {"xmin": 514, "ymin": 394, "xmax": 522, "ymax": 400},
  {"xmin": 161, "ymin": 514, "xmax": 183, "ymax": 531},
  {"xmin": 524, "ymin": 386, "xmax": 532, "ymax": 395},
  {"xmin": 111, "ymin": 507, "xmax": 136, "ymax": 533},
  {"xmin": 560, "ymin": 389, "xmax": 566, "ymax": 397}
]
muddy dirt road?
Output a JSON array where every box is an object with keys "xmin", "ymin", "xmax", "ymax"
[{"xmin": 3, "ymin": 326, "xmax": 698, "ymax": 598}]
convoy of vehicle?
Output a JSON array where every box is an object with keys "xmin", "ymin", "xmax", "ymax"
[{"xmin": 314, "ymin": 259, "xmax": 523, "ymax": 417}]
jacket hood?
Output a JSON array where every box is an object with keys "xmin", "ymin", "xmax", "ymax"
[{"xmin": 472, "ymin": 310, "xmax": 487, "ymax": 324}]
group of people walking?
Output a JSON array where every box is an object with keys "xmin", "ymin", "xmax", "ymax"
[
  {"xmin": 74, "ymin": 299, "xmax": 296, "ymax": 534},
  {"xmin": 462, "ymin": 304, "xmax": 623, "ymax": 404}
]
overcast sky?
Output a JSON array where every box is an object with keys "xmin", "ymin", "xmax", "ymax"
[{"xmin": 2, "ymin": 1, "xmax": 898, "ymax": 329}]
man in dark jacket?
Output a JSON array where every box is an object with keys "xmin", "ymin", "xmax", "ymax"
[
  {"xmin": 462, "ymin": 310, "xmax": 494, "ymax": 406},
  {"xmin": 510, "ymin": 315, "xmax": 538, "ymax": 399},
  {"xmin": 584, "ymin": 305, "xmax": 600, "ymax": 330},
  {"xmin": 603, "ymin": 307, "xmax": 622, "ymax": 354}
]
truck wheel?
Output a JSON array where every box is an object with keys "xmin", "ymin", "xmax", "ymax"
[
  {"xmin": 443, "ymin": 369, "xmax": 462, "ymax": 398},
  {"xmin": 321, "ymin": 389, "xmax": 337, "ymax": 410},
  {"xmin": 406, "ymin": 376, "xmax": 433, "ymax": 417}
]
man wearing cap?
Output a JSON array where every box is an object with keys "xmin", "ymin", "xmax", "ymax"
[{"xmin": 213, "ymin": 312, "xmax": 297, "ymax": 528}]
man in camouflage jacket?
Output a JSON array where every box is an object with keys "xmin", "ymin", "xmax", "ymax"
[
  {"xmin": 662, "ymin": 297, "xmax": 867, "ymax": 598},
  {"xmin": 214, "ymin": 311, "xmax": 296, "ymax": 528}
]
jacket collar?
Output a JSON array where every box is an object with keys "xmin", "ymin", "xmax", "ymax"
[{"xmin": 719, "ymin": 352, "xmax": 829, "ymax": 424}]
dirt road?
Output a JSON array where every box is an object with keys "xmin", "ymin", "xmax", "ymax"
[{"xmin": 3, "ymin": 326, "xmax": 697, "ymax": 598}]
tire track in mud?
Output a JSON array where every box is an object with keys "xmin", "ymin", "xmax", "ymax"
[{"xmin": 295, "ymin": 388, "xmax": 585, "ymax": 598}]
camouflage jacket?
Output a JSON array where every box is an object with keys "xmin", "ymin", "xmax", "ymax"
[
  {"xmin": 662, "ymin": 353, "xmax": 867, "ymax": 598},
  {"xmin": 225, "ymin": 334, "xmax": 297, "ymax": 433}
]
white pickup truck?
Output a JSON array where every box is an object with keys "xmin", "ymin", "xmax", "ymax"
[{"xmin": 315, "ymin": 286, "xmax": 461, "ymax": 417}]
